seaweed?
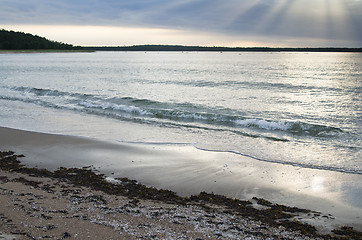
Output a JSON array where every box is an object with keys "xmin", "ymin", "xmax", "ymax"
[
  {"xmin": 1, "ymin": 150, "xmax": 361, "ymax": 239},
  {"xmin": 332, "ymin": 226, "xmax": 362, "ymax": 239}
]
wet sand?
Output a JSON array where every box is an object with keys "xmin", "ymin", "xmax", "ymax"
[
  {"xmin": 0, "ymin": 166, "xmax": 331, "ymax": 240},
  {"xmin": 1, "ymin": 126, "xmax": 362, "ymax": 239}
]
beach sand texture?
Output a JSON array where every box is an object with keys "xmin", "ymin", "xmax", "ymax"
[
  {"xmin": 1, "ymin": 126, "xmax": 362, "ymax": 239},
  {"xmin": 1, "ymin": 167, "xmax": 331, "ymax": 240}
]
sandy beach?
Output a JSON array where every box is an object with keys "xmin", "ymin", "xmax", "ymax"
[
  {"xmin": 0, "ymin": 166, "xmax": 325, "ymax": 239},
  {"xmin": 1, "ymin": 126, "xmax": 361, "ymax": 239}
]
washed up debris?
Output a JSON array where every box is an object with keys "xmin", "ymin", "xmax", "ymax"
[{"xmin": 1, "ymin": 150, "xmax": 361, "ymax": 239}]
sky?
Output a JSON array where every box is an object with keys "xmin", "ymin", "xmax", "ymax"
[{"xmin": 1, "ymin": 0, "xmax": 362, "ymax": 47}]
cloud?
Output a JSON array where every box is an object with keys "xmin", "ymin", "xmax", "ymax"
[{"xmin": 1, "ymin": 0, "xmax": 361, "ymax": 46}]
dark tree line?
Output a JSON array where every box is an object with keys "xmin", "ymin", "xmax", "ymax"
[
  {"xmin": 84, "ymin": 45, "xmax": 362, "ymax": 52},
  {"xmin": 0, "ymin": 29, "xmax": 78, "ymax": 50},
  {"xmin": 1, "ymin": 29, "xmax": 360, "ymax": 52}
]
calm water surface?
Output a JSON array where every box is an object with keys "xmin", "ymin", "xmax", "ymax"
[{"xmin": 0, "ymin": 51, "xmax": 361, "ymax": 174}]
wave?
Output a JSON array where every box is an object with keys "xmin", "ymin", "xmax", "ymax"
[
  {"xmin": 234, "ymin": 119, "xmax": 342, "ymax": 136},
  {"xmin": 3, "ymin": 86, "xmax": 343, "ymax": 139},
  {"xmin": 13, "ymin": 86, "xmax": 93, "ymax": 100},
  {"xmin": 78, "ymin": 99, "xmax": 343, "ymax": 138},
  {"xmin": 79, "ymin": 101, "xmax": 152, "ymax": 116},
  {"xmin": 155, "ymin": 78, "xmax": 344, "ymax": 93}
]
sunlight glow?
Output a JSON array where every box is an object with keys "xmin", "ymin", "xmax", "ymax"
[
  {"xmin": 1, "ymin": 25, "xmax": 199, "ymax": 46},
  {"xmin": 1, "ymin": 0, "xmax": 361, "ymax": 47},
  {"xmin": 1, "ymin": 24, "xmax": 279, "ymax": 47}
]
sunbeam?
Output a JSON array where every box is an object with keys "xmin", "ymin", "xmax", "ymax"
[
  {"xmin": 245, "ymin": 0, "xmax": 355, "ymax": 41},
  {"xmin": 255, "ymin": 0, "xmax": 295, "ymax": 34},
  {"xmin": 227, "ymin": 0, "xmax": 267, "ymax": 22},
  {"xmin": 340, "ymin": 0, "xmax": 362, "ymax": 41},
  {"xmin": 1, "ymin": 0, "xmax": 360, "ymax": 47}
]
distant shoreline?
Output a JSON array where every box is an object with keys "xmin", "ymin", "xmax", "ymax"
[
  {"xmin": 2, "ymin": 29, "xmax": 361, "ymax": 53},
  {"xmin": 1, "ymin": 46, "xmax": 361, "ymax": 53},
  {"xmin": 0, "ymin": 49, "xmax": 94, "ymax": 54},
  {"xmin": 81, "ymin": 45, "xmax": 362, "ymax": 52}
]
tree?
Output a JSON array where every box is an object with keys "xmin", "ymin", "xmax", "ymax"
[{"xmin": 0, "ymin": 29, "xmax": 76, "ymax": 50}]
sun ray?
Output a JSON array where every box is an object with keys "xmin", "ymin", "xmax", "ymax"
[
  {"xmin": 340, "ymin": 0, "xmax": 362, "ymax": 41},
  {"xmin": 286, "ymin": 0, "xmax": 325, "ymax": 35},
  {"xmin": 255, "ymin": 0, "xmax": 295, "ymax": 34},
  {"xmin": 224, "ymin": 0, "xmax": 270, "ymax": 31},
  {"xmin": 229, "ymin": 0, "xmax": 266, "ymax": 19}
]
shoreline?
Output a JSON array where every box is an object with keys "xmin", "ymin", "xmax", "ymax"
[
  {"xmin": 0, "ymin": 50, "xmax": 94, "ymax": 54},
  {"xmin": 1, "ymin": 150, "xmax": 360, "ymax": 239},
  {"xmin": 0, "ymin": 126, "xmax": 361, "ymax": 238},
  {"xmin": 1, "ymin": 48, "xmax": 362, "ymax": 54}
]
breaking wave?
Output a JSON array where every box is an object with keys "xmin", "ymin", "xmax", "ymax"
[{"xmin": 2, "ymin": 86, "xmax": 344, "ymax": 140}]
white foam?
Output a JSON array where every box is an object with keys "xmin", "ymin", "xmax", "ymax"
[
  {"xmin": 234, "ymin": 119, "xmax": 291, "ymax": 131},
  {"xmin": 79, "ymin": 101, "xmax": 151, "ymax": 116},
  {"xmin": 178, "ymin": 112, "xmax": 209, "ymax": 120}
]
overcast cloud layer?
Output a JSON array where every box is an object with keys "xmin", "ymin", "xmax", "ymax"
[{"xmin": 1, "ymin": 0, "xmax": 362, "ymax": 46}]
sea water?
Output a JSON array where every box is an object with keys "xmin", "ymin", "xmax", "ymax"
[{"xmin": 0, "ymin": 51, "xmax": 360, "ymax": 175}]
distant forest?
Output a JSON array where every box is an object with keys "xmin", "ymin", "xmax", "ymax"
[
  {"xmin": 1, "ymin": 29, "xmax": 361, "ymax": 52},
  {"xmin": 84, "ymin": 45, "xmax": 362, "ymax": 52},
  {"xmin": 0, "ymin": 29, "xmax": 78, "ymax": 50}
]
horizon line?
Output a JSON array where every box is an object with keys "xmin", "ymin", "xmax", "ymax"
[{"xmin": 80, "ymin": 45, "xmax": 362, "ymax": 52}]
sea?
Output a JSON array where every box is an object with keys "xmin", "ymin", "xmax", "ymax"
[{"xmin": 0, "ymin": 51, "xmax": 360, "ymax": 176}]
